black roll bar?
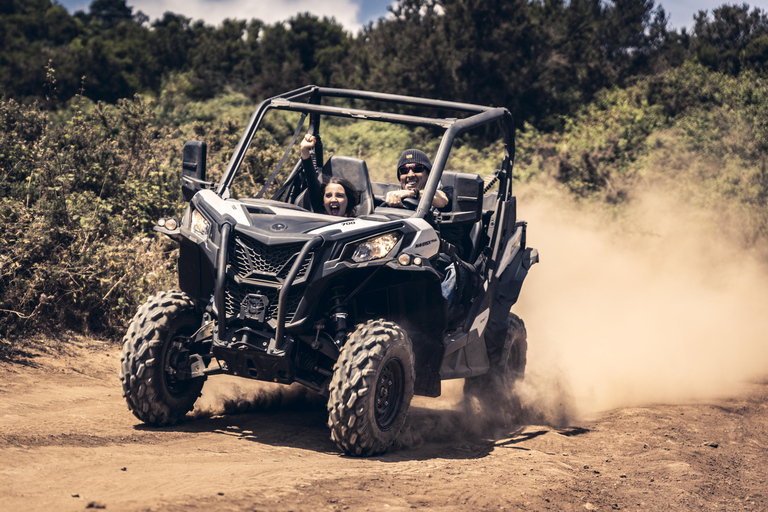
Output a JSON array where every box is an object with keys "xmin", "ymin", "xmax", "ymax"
[
  {"xmin": 217, "ymin": 86, "xmax": 516, "ymax": 221},
  {"xmin": 315, "ymin": 87, "xmax": 492, "ymax": 114},
  {"xmin": 415, "ymin": 107, "xmax": 514, "ymax": 217},
  {"xmin": 216, "ymin": 223, "xmax": 232, "ymax": 335}
]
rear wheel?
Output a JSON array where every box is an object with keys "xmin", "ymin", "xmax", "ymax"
[
  {"xmin": 327, "ymin": 319, "xmax": 415, "ymax": 456},
  {"xmin": 499, "ymin": 312, "xmax": 527, "ymax": 380},
  {"xmin": 119, "ymin": 291, "xmax": 206, "ymax": 426}
]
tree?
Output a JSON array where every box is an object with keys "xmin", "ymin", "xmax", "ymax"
[
  {"xmin": 251, "ymin": 13, "xmax": 350, "ymax": 100},
  {"xmin": 355, "ymin": 0, "xmax": 454, "ymax": 101},
  {"xmin": 88, "ymin": 0, "xmax": 133, "ymax": 28},
  {"xmin": 694, "ymin": 4, "xmax": 768, "ymax": 75}
]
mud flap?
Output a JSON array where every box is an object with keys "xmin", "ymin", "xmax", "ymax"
[
  {"xmin": 439, "ymin": 327, "xmax": 491, "ymax": 381},
  {"xmin": 488, "ymin": 247, "xmax": 538, "ymax": 333}
]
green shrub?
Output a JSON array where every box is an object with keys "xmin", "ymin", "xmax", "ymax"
[
  {"xmin": 0, "ymin": 96, "xmax": 179, "ymax": 351},
  {"xmin": 516, "ymin": 62, "xmax": 768, "ymax": 205},
  {"xmin": 513, "ymin": 61, "xmax": 768, "ymax": 257}
]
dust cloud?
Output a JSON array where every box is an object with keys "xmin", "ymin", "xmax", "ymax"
[
  {"xmin": 514, "ymin": 187, "xmax": 768, "ymax": 419},
  {"xmin": 192, "ymin": 377, "xmax": 325, "ymax": 419}
]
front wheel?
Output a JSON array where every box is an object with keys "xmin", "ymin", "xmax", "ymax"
[
  {"xmin": 327, "ymin": 319, "xmax": 415, "ymax": 456},
  {"xmin": 119, "ymin": 290, "xmax": 206, "ymax": 426}
]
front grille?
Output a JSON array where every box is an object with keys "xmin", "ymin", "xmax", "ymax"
[
  {"xmin": 229, "ymin": 236, "xmax": 313, "ymax": 282},
  {"xmin": 225, "ymin": 283, "xmax": 303, "ymax": 323}
]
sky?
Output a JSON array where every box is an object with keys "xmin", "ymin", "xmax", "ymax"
[
  {"xmin": 58, "ymin": 0, "xmax": 395, "ymax": 32},
  {"xmin": 57, "ymin": 0, "xmax": 768, "ymax": 34}
]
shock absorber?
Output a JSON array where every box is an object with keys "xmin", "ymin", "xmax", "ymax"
[{"xmin": 327, "ymin": 284, "xmax": 348, "ymax": 348}]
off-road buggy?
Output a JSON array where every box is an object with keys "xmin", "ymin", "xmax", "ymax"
[{"xmin": 119, "ymin": 86, "xmax": 538, "ymax": 455}]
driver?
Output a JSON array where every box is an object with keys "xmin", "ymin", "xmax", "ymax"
[
  {"xmin": 384, "ymin": 149, "xmax": 449, "ymax": 209},
  {"xmin": 385, "ymin": 149, "xmax": 467, "ymax": 316}
]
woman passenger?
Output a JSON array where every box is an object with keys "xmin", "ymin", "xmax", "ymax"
[{"xmin": 300, "ymin": 133, "xmax": 358, "ymax": 217}]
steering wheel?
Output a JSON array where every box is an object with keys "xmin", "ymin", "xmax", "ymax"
[{"xmin": 402, "ymin": 197, "xmax": 420, "ymax": 210}]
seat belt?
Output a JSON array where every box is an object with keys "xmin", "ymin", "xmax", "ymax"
[{"xmin": 256, "ymin": 112, "xmax": 308, "ymax": 199}]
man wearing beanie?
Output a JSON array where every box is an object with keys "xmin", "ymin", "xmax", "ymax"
[
  {"xmin": 384, "ymin": 149, "xmax": 449, "ymax": 208},
  {"xmin": 385, "ymin": 149, "xmax": 467, "ymax": 316}
]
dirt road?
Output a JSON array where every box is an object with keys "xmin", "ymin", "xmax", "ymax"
[{"xmin": 1, "ymin": 338, "xmax": 766, "ymax": 512}]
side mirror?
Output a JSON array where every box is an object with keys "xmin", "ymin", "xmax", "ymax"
[
  {"xmin": 439, "ymin": 172, "xmax": 483, "ymax": 225},
  {"xmin": 181, "ymin": 141, "xmax": 208, "ymax": 201}
]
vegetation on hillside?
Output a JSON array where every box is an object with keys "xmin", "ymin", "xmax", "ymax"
[
  {"xmin": 0, "ymin": 89, "xmax": 255, "ymax": 351},
  {"xmin": 1, "ymin": 0, "xmax": 767, "ymax": 355},
  {"xmin": 3, "ymin": 0, "xmax": 766, "ymax": 127},
  {"xmin": 515, "ymin": 61, "xmax": 768, "ymax": 255}
]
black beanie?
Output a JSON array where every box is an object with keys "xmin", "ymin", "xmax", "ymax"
[{"xmin": 397, "ymin": 149, "xmax": 432, "ymax": 173}]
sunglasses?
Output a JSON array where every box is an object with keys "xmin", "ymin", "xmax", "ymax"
[{"xmin": 397, "ymin": 164, "xmax": 428, "ymax": 177}]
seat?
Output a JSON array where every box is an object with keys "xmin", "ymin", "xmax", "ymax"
[
  {"xmin": 320, "ymin": 156, "xmax": 375, "ymax": 216},
  {"xmin": 436, "ymin": 171, "xmax": 484, "ymax": 262},
  {"xmin": 466, "ymin": 192, "xmax": 497, "ymax": 264}
]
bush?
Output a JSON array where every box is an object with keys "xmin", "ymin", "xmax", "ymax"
[
  {"xmin": 516, "ymin": 62, "xmax": 768, "ymax": 204},
  {"xmin": 513, "ymin": 61, "xmax": 768, "ymax": 259},
  {"xmin": 0, "ymin": 95, "xmax": 183, "ymax": 352},
  {"xmin": 0, "ymin": 85, "xmax": 293, "ymax": 356}
]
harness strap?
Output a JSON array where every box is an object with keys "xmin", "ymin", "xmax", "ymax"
[{"xmin": 256, "ymin": 112, "xmax": 308, "ymax": 199}]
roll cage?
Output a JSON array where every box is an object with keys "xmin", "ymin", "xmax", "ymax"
[{"xmin": 215, "ymin": 85, "xmax": 516, "ymax": 218}]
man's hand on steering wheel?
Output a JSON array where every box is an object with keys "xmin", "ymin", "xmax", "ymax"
[{"xmin": 384, "ymin": 189, "xmax": 419, "ymax": 209}]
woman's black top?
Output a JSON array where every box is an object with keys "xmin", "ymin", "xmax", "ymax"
[{"xmin": 301, "ymin": 157, "xmax": 324, "ymax": 213}]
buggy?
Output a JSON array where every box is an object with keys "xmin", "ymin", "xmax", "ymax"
[{"xmin": 119, "ymin": 86, "xmax": 538, "ymax": 455}]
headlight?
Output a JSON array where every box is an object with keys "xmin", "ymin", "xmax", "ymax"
[
  {"xmin": 351, "ymin": 233, "xmax": 401, "ymax": 263},
  {"xmin": 191, "ymin": 209, "xmax": 211, "ymax": 239}
]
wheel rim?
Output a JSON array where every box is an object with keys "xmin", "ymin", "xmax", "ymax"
[
  {"xmin": 374, "ymin": 357, "xmax": 405, "ymax": 430},
  {"xmin": 163, "ymin": 331, "xmax": 195, "ymax": 398}
]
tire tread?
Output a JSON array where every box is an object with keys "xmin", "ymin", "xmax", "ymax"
[
  {"xmin": 327, "ymin": 319, "xmax": 414, "ymax": 456},
  {"xmin": 119, "ymin": 290, "xmax": 205, "ymax": 426}
]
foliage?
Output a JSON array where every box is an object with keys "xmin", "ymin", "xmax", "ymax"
[
  {"xmin": 0, "ymin": 89, "xmax": 277, "ymax": 353},
  {"xmin": 349, "ymin": 0, "xmax": 671, "ymax": 128},
  {"xmin": 0, "ymin": 96, "xmax": 175, "ymax": 346},
  {"xmin": 515, "ymin": 62, "xmax": 768, "ymax": 247},
  {"xmin": 693, "ymin": 4, "xmax": 768, "ymax": 76},
  {"xmin": 6, "ymin": 0, "xmax": 767, "ymax": 131},
  {"xmin": 0, "ymin": 1, "xmax": 351, "ymax": 105},
  {"xmin": 517, "ymin": 83, "xmax": 666, "ymax": 201}
]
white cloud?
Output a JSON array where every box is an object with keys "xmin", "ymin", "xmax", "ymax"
[{"xmin": 128, "ymin": 0, "xmax": 363, "ymax": 32}]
